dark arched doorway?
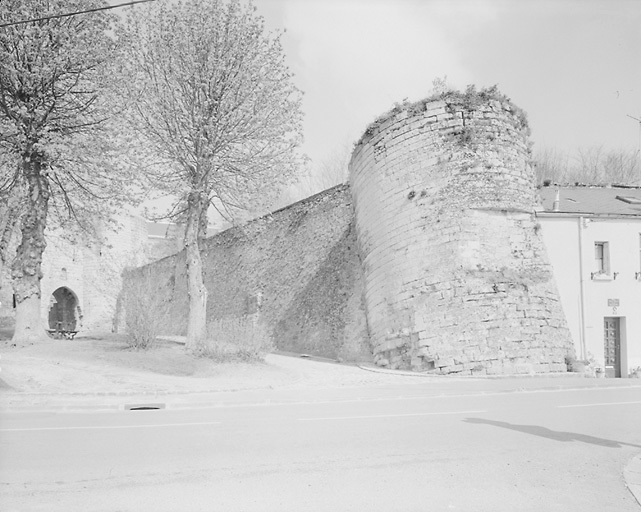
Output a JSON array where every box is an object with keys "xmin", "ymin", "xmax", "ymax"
[{"xmin": 48, "ymin": 287, "xmax": 79, "ymax": 333}]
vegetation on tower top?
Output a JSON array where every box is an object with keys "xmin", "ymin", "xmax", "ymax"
[{"xmin": 358, "ymin": 84, "xmax": 530, "ymax": 145}]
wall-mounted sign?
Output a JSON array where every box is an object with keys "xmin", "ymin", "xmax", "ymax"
[{"xmin": 607, "ymin": 299, "xmax": 620, "ymax": 307}]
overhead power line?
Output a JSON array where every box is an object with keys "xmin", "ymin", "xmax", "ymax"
[{"xmin": 0, "ymin": 0, "xmax": 156, "ymax": 29}]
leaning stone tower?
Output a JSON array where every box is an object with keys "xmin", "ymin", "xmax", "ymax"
[{"xmin": 349, "ymin": 87, "xmax": 574, "ymax": 375}]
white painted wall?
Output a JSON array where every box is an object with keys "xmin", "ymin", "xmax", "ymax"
[{"xmin": 539, "ymin": 214, "xmax": 641, "ymax": 376}]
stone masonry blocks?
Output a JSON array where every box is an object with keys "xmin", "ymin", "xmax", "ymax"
[{"xmin": 349, "ymin": 91, "xmax": 575, "ymax": 374}]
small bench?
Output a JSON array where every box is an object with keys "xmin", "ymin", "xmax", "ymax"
[{"xmin": 46, "ymin": 329, "xmax": 78, "ymax": 340}]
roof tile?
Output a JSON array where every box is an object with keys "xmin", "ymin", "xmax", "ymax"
[{"xmin": 538, "ymin": 186, "xmax": 641, "ymax": 216}]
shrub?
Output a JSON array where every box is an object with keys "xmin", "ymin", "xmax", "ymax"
[
  {"xmin": 565, "ymin": 354, "xmax": 589, "ymax": 373},
  {"xmin": 121, "ymin": 266, "xmax": 171, "ymax": 350},
  {"xmin": 196, "ymin": 315, "xmax": 274, "ymax": 363}
]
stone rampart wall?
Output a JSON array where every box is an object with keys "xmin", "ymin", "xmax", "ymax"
[
  {"xmin": 128, "ymin": 185, "xmax": 371, "ymax": 361},
  {"xmin": 349, "ymin": 93, "xmax": 574, "ymax": 374}
]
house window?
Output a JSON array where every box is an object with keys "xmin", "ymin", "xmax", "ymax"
[{"xmin": 594, "ymin": 242, "xmax": 610, "ymax": 274}]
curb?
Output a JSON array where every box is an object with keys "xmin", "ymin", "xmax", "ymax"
[
  {"xmin": 355, "ymin": 363, "xmax": 631, "ymax": 380},
  {"xmin": 3, "ymin": 377, "xmax": 641, "ymax": 413},
  {"xmin": 0, "ymin": 386, "xmax": 286, "ymax": 413},
  {"xmin": 356, "ymin": 364, "xmax": 448, "ymax": 378},
  {"xmin": 625, "ymin": 454, "xmax": 641, "ymax": 507}
]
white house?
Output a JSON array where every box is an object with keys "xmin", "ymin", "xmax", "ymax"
[{"xmin": 537, "ymin": 185, "xmax": 641, "ymax": 378}]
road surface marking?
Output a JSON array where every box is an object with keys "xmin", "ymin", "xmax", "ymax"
[
  {"xmin": 171, "ymin": 385, "xmax": 641, "ymax": 410},
  {"xmin": 0, "ymin": 421, "xmax": 221, "ymax": 432},
  {"xmin": 299, "ymin": 410, "xmax": 486, "ymax": 421},
  {"xmin": 558, "ymin": 400, "xmax": 641, "ymax": 408}
]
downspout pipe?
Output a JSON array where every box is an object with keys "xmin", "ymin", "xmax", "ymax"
[{"xmin": 577, "ymin": 216, "xmax": 587, "ymax": 359}]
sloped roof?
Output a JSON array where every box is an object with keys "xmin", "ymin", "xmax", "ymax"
[{"xmin": 538, "ymin": 186, "xmax": 641, "ymax": 216}]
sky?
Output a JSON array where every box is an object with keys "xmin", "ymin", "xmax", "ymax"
[
  {"xmin": 106, "ymin": 0, "xmax": 641, "ymax": 214},
  {"xmin": 249, "ymin": 0, "xmax": 640, "ymax": 183}
]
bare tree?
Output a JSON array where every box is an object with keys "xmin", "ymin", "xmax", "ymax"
[
  {"xmin": 0, "ymin": 1, "xmax": 137, "ymax": 344},
  {"xmin": 534, "ymin": 146, "xmax": 640, "ymax": 186},
  {"xmin": 119, "ymin": 0, "xmax": 305, "ymax": 351},
  {"xmin": 280, "ymin": 142, "xmax": 351, "ymax": 206},
  {"xmin": 309, "ymin": 142, "xmax": 351, "ymax": 190},
  {"xmin": 533, "ymin": 147, "xmax": 574, "ymax": 185},
  {"xmin": 575, "ymin": 147, "xmax": 606, "ymax": 184},
  {"xmin": 600, "ymin": 150, "xmax": 640, "ymax": 184}
]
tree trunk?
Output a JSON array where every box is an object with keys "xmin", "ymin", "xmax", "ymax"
[
  {"xmin": 184, "ymin": 190, "xmax": 209, "ymax": 352},
  {"xmin": 0, "ymin": 190, "xmax": 23, "ymax": 299},
  {"xmin": 11, "ymin": 154, "xmax": 49, "ymax": 345}
]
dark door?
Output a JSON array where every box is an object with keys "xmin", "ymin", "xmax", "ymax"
[
  {"xmin": 603, "ymin": 317, "xmax": 621, "ymax": 378},
  {"xmin": 48, "ymin": 287, "xmax": 78, "ymax": 332}
]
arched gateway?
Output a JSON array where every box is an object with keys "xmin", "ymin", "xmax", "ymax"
[{"xmin": 48, "ymin": 286, "xmax": 80, "ymax": 334}]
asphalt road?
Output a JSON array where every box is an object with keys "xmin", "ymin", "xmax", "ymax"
[{"xmin": 2, "ymin": 383, "xmax": 641, "ymax": 511}]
